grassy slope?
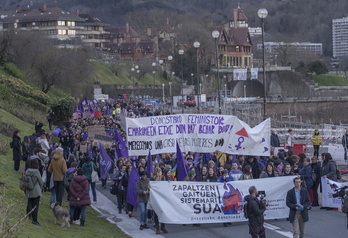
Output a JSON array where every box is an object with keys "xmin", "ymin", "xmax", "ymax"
[
  {"xmin": 312, "ymin": 74, "xmax": 348, "ymax": 86},
  {"xmin": 0, "ymin": 112, "xmax": 129, "ymax": 238}
]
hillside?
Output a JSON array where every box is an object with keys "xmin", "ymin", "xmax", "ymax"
[{"xmin": 2, "ymin": 0, "xmax": 348, "ymax": 56}]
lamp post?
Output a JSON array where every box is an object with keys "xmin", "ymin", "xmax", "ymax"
[
  {"xmin": 194, "ymin": 41, "xmax": 200, "ymax": 113},
  {"xmin": 258, "ymin": 8, "xmax": 268, "ymax": 120},
  {"xmin": 162, "ymin": 84, "xmax": 165, "ymax": 103},
  {"xmin": 191, "ymin": 73, "xmax": 194, "ymax": 85},
  {"xmin": 212, "ymin": 30, "xmax": 221, "ymax": 114},
  {"xmin": 169, "ymin": 82, "xmax": 172, "ymax": 114},
  {"xmin": 131, "ymin": 67, "xmax": 135, "ymax": 96},
  {"xmin": 152, "ymin": 62, "xmax": 156, "ymax": 98},
  {"xmin": 179, "ymin": 49, "xmax": 184, "ymax": 113},
  {"xmin": 134, "ymin": 65, "xmax": 139, "ymax": 96},
  {"xmin": 168, "ymin": 55, "xmax": 173, "ymax": 80}
]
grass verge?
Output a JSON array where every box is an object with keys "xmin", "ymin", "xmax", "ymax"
[{"xmin": 312, "ymin": 74, "xmax": 348, "ymax": 86}]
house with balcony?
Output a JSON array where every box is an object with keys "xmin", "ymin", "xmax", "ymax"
[
  {"xmin": 212, "ymin": 5, "xmax": 253, "ymax": 68},
  {"xmin": 77, "ymin": 13, "xmax": 110, "ymax": 49},
  {"xmin": 0, "ymin": 4, "xmax": 84, "ymax": 47}
]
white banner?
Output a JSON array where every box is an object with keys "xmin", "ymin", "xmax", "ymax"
[
  {"xmin": 233, "ymin": 69, "xmax": 247, "ymax": 81},
  {"xmin": 321, "ymin": 177, "xmax": 348, "ymax": 208},
  {"xmin": 126, "ymin": 114, "xmax": 271, "ymax": 156},
  {"xmin": 149, "ymin": 176, "xmax": 295, "ymax": 224},
  {"xmin": 251, "ymin": 68, "xmax": 259, "ymax": 79}
]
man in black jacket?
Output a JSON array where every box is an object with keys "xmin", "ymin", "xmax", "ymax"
[
  {"xmin": 286, "ymin": 177, "xmax": 310, "ymax": 238},
  {"xmin": 244, "ymin": 186, "xmax": 266, "ymax": 238}
]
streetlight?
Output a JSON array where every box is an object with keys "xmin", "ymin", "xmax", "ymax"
[
  {"xmin": 152, "ymin": 62, "xmax": 156, "ymax": 98},
  {"xmin": 131, "ymin": 67, "xmax": 135, "ymax": 96},
  {"xmin": 194, "ymin": 41, "xmax": 200, "ymax": 113},
  {"xmin": 162, "ymin": 84, "xmax": 165, "ymax": 103},
  {"xmin": 169, "ymin": 82, "xmax": 172, "ymax": 114},
  {"xmin": 191, "ymin": 73, "xmax": 194, "ymax": 85},
  {"xmin": 178, "ymin": 49, "xmax": 185, "ymax": 113},
  {"xmin": 212, "ymin": 30, "xmax": 221, "ymax": 114},
  {"xmin": 258, "ymin": 8, "xmax": 268, "ymax": 120},
  {"xmin": 168, "ymin": 56, "xmax": 173, "ymax": 80}
]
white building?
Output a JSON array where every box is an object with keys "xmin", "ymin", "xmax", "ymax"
[
  {"xmin": 332, "ymin": 17, "xmax": 348, "ymax": 58},
  {"xmin": 257, "ymin": 42, "xmax": 323, "ymax": 56}
]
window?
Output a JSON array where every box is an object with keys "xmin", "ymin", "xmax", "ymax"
[
  {"xmin": 58, "ymin": 21, "xmax": 65, "ymax": 26},
  {"xmin": 47, "ymin": 30, "xmax": 56, "ymax": 35},
  {"xmin": 58, "ymin": 30, "xmax": 66, "ymax": 35},
  {"xmin": 67, "ymin": 30, "xmax": 76, "ymax": 35},
  {"xmin": 67, "ymin": 21, "xmax": 75, "ymax": 26}
]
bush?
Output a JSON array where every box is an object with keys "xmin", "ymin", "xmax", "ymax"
[
  {"xmin": 0, "ymin": 75, "xmax": 50, "ymax": 105},
  {"xmin": 50, "ymin": 96, "xmax": 75, "ymax": 126},
  {"xmin": 3, "ymin": 62, "xmax": 26, "ymax": 81}
]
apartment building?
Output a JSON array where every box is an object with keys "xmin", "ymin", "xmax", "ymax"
[{"xmin": 332, "ymin": 17, "xmax": 348, "ymax": 58}]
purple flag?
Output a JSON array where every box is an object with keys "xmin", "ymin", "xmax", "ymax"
[
  {"xmin": 89, "ymin": 104, "xmax": 95, "ymax": 117},
  {"xmin": 98, "ymin": 143, "xmax": 113, "ymax": 180},
  {"xmin": 146, "ymin": 149, "xmax": 153, "ymax": 178},
  {"xmin": 126, "ymin": 164, "xmax": 140, "ymax": 208},
  {"xmin": 115, "ymin": 130, "xmax": 129, "ymax": 158},
  {"xmin": 156, "ymin": 154, "xmax": 161, "ymax": 164},
  {"xmin": 79, "ymin": 101, "xmax": 84, "ymax": 113},
  {"xmin": 176, "ymin": 142, "xmax": 189, "ymax": 181},
  {"xmin": 193, "ymin": 152, "xmax": 200, "ymax": 167},
  {"xmin": 88, "ymin": 143, "xmax": 93, "ymax": 158}
]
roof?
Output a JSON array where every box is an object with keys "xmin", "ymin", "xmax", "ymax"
[
  {"xmin": 228, "ymin": 28, "xmax": 252, "ymax": 46},
  {"xmin": 230, "ymin": 7, "xmax": 248, "ymax": 22},
  {"xmin": 106, "ymin": 41, "xmax": 155, "ymax": 54},
  {"xmin": 0, "ymin": 7, "xmax": 84, "ymax": 23},
  {"xmin": 107, "ymin": 25, "xmax": 140, "ymax": 39},
  {"xmin": 78, "ymin": 14, "xmax": 109, "ymax": 26}
]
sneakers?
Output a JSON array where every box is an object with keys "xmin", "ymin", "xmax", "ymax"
[
  {"xmin": 147, "ymin": 218, "xmax": 153, "ymax": 223},
  {"xmin": 32, "ymin": 221, "xmax": 41, "ymax": 226},
  {"xmin": 142, "ymin": 224, "xmax": 150, "ymax": 229},
  {"xmin": 73, "ymin": 220, "xmax": 81, "ymax": 225},
  {"xmin": 139, "ymin": 224, "xmax": 143, "ymax": 230}
]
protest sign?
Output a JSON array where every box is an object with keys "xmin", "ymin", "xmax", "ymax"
[
  {"xmin": 88, "ymin": 125, "xmax": 114, "ymax": 147},
  {"xmin": 126, "ymin": 114, "xmax": 270, "ymax": 156},
  {"xmin": 149, "ymin": 176, "xmax": 295, "ymax": 224},
  {"xmin": 321, "ymin": 177, "xmax": 348, "ymax": 208}
]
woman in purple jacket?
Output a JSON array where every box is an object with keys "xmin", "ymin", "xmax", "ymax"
[{"xmin": 69, "ymin": 168, "xmax": 91, "ymax": 226}]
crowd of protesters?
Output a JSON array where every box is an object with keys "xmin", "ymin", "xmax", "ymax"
[{"xmin": 11, "ymin": 98, "xmax": 341, "ymax": 235}]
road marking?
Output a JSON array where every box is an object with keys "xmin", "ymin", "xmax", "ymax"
[{"xmin": 264, "ymin": 222, "xmax": 293, "ymax": 238}]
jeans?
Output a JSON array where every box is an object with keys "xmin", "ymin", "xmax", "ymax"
[
  {"xmin": 89, "ymin": 181, "xmax": 97, "ymax": 202},
  {"xmin": 50, "ymin": 188, "xmax": 56, "ymax": 205},
  {"xmin": 70, "ymin": 205, "xmax": 86, "ymax": 220},
  {"xmin": 313, "ymin": 145, "xmax": 320, "ymax": 158},
  {"xmin": 292, "ymin": 213, "xmax": 305, "ymax": 238},
  {"xmin": 249, "ymin": 224, "xmax": 266, "ymax": 238},
  {"xmin": 117, "ymin": 189, "xmax": 126, "ymax": 211},
  {"xmin": 27, "ymin": 196, "xmax": 40, "ymax": 223},
  {"xmin": 62, "ymin": 146, "xmax": 70, "ymax": 160},
  {"xmin": 138, "ymin": 202, "xmax": 147, "ymax": 224},
  {"xmin": 54, "ymin": 181, "xmax": 64, "ymax": 206}
]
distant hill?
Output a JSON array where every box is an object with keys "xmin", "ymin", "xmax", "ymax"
[{"xmin": 2, "ymin": 0, "xmax": 348, "ymax": 56}]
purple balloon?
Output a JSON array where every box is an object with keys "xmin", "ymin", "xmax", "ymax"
[{"xmin": 53, "ymin": 128, "xmax": 61, "ymax": 136}]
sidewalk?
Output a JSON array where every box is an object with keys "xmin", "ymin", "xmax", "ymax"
[{"xmin": 90, "ymin": 189, "xmax": 164, "ymax": 238}]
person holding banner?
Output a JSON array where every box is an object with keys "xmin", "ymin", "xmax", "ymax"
[
  {"xmin": 286, "ymin": 177, "xmax": 310, "ymax": 238},
  {"xmin": 136, "ymin": 171, "xmax": 150, "ymax": 230},
  {"xmin": 204, "ymin": 167, "xmax": 218, "ymax": 182},
  {"xmin": 239, "ymin": 165, "xmax": 253, "ymax": 180},
  {"xmin": 244, "ymin": 186, "xmax": 267, "ymax": 238}
]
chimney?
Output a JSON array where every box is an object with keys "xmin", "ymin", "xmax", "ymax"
[
  {"xmin": 76, "ymin": 9, "xmax": 80, "ymax": 16},
  {"xmin": 233, "ymin": 8, "xmax": 238, "ymax": 29},
  {"xmin": 16, "ymin": 5, "xmax": 22, "ymax": 13},
  {"xmin": 42, "ymin": 3, "xmax": 47, "ymax": 12}
]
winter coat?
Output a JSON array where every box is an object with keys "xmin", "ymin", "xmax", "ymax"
[
  {"xmin": 48, "ymin": 152, "xmax": 67, "ymax": 181},
  {"xmin": 244, "ymin": 195, "xmax": 266, "ymax": 226},
  {"xmin": 229, "ymin": 170, "xmax": 243, "ymax": 181},
  {"xmin": 270, "ymin": 133, "xmax": 280, "ymax": 147},
  {"xmin": 244, "ymin": 159, "xmax": 262, "ymax": 179},
  {"xmin": 12, "ymin": 136, "xmax": 22, "ymax": 161},
  {"xmin": 69, "ymin": 175, "xmax": 91, "ymax": 207},
  {"xmin": 260, "ymin": 170, "xmax": 279, "ymax": 178},
  {"xmin": 342, "ymin": 134, "xmax": 348, "ymax": 148},
  {"xmin": 39, "ymin": 138, "xmax": 50, "ymax": 153},
  {"xmin": 136, "ymin": 178, "xmax": 150, "ymax": 203},
  {"xmin": 321, "ymin": 160, "xmax": 338, "ymax": 181},
  {"xmin": 82, "ymin": 161, "xmax": 97, "ymax": 181},
  {"xmin": 311, "ymin": 161, "xmax": 321, "ymax": 183},
  {"xmin": 286, "ymin": 187, "xmax": 310, "ymax": 223},
  {"xmin": 310, "ymin": 134, "xmax": 322, "ymax": 146},
  {"xmin": 25, "ymin": 168, "xmax": 44, "ymax": 198},
  {"xmin": 299, "ymin": 165, "xmax": 313, "ymax": 189}
]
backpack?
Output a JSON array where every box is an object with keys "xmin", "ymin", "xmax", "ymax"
[
  {"xmin": 64, "ymin": 171, "xmax": 74, "ymax": 188},
  {"xmin": 342, "ymin": 196, "xmax": 348, "ymax": 213},
  {"xmin": 243, "ymin": 201, "xmax": 249, "ymax": 219},
  {"xmin": 19, "ymin": 174, "xmax": 34, "ymax": 191},
  {"xmin": 10, "ymin": 141, "xmax": 14, "ymax": 149}
]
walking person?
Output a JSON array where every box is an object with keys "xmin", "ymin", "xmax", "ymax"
[
  {"xmin": 47, "ymin": 148, "xmax": 67, "ymax": 206},
  {"xmin": 310, "ymin": 129, "xmax": 322, "ymax": 158},
  {"xmin": 286, "ymin": 129, "xmax": 294, "ymax": 151},
  {"xmin": 82, "ymin": 157, "xmax": 98, "ymax": 203},
  {"xmin": 69, "ymin": 168, "xmax": 91, "ymax": 226},
  {"xmin": 26, "ymin": 159, "xmax": 44, "ymax": 226},
  {"xmin": 244, "ymin": 186, "xmax": 267, "ymax": 238},
  {"xmin": 12, "ymin": 130, "xmax": 22, "ymax": 172},
  {"xmin": 342, "ymin": 129, "xmax": 348, "ymax": 161},
  {"xmin": 286, "ymin": 177, "xmax": 310, "ymax": 238},
  {"xmin": 137, "ymin": 171, "xmax": 150, "ymax": 230},
  {"xmin": 310, "ymin": 156, "xmax": 321, "ymax": 206}
]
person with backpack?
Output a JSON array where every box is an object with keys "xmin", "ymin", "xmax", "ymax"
[
  {"xmin": 310, "ymin": 156, "xmax": 321, "ymax": 207},
  {"xmin": 244, "ymin": 186, "xmax": 267, "ymax": 238},
  {"xmin": 25, "ymin": 159, "xmax": 44, "ymax": 226},
  {"xmin": 12, "ymin": 130, "xmax": 22, "ymax": 172},
  {"xmin": 65, "ymin": 162, "xmax": 78, "ymax": 201},
  {"xmin": 48, "ymin": 148, "xmax": 67, "ymax": 206}
]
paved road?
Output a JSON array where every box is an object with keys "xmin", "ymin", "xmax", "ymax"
[{"xmin": 95, "ymin": 180, "xmax": 348, "ymax": 238}]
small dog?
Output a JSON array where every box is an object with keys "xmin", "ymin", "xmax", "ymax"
[{"xmin": 50, "ymin": 203, "xmax": 70, "ymax": 227}]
